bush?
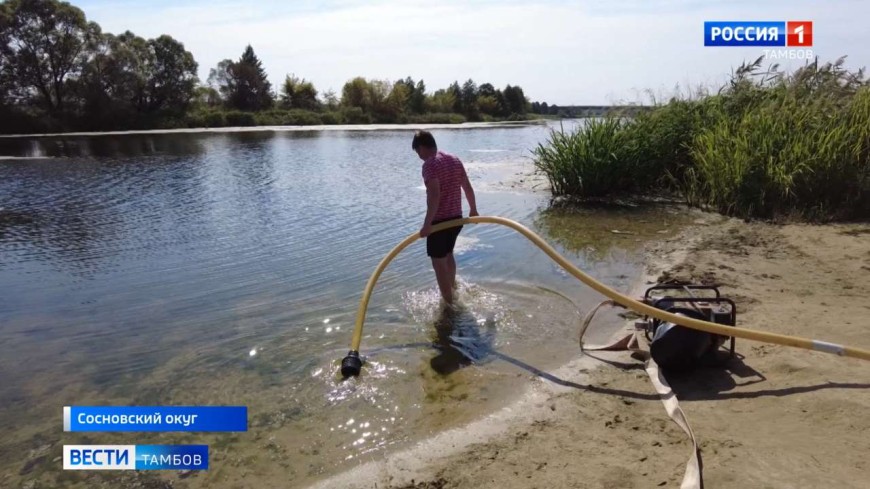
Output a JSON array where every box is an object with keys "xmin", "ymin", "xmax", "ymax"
[
  {"xmin": 253, "ymin": 109, "xmax": 323, "ymax": 126},
  {"xmin": 203, "ymin": 111, "xmax": 227, "ymax": 127},
  {"xmin": 407, "ymin": 113, "xmax": 466, "ymax": 124},
  {"xmin": 320, "ymin": 111, "xmax": 342, "ymax": 125},
  {"xmin": 285, "ymin": 109, "xmax": 323, "ymax": 126},
  {"xmin": 253, "ymin": 111, "xmax": 281, "ymax": 126},
  {"xmin": 506, "ymin": 113, "xmax": 531, "ymax": 121},
  {"xmin": 224, "ymin": 111, "xmax": 257, "ymax": 127},
  {"xmin": 340, "ymin": 107, "xmax": 371, "ymax": 124}
]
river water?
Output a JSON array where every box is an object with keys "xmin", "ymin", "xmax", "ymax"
[{"xmin": 0, "ymin": 122, "xmax": 693, "ymax": 488}]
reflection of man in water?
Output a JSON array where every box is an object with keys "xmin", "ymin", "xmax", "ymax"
[
  {"xmin": 429, "ymin": 305, "xmax": 496, "ymax": 375},
  {"xmin": 430, "ymin": 309, "xmax": 473, "ymax": 375},
  {"xmin": 413, "ymin": 130, "xmax": 479, "ymax": 306}
]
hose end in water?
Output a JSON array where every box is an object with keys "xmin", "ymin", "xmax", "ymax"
[{"xmin": 341, "ymin": 350, "xmax": 363, "ymax": 377}]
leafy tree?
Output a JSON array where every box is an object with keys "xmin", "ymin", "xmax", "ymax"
[
  {"xmin": 368, "ymin": 79, "xmax": 394, "ymax": 122},
  {"xmin": 385, "ymin": 81, "xmax": 411, "ymax": 119},
  {"xmin": 144, "ymin": 34, "xmax": 197, "ymax": 114},
  {"xmin": 393, "ymin": 76, "xmax": 415, "ymax": 113},
  {"xmin": 478, "ymin": 95, "xmax": 500, "ymax": 116},
  {"xmin": 476, "ymin": 83, "xmax": 501, "ymax": 116},
  {"xmin": 461, "ymin": 78, "xmax": 478, "ymax": 119},
  {"xmin": 448, "ymin": 81, "xmax": 462, "ymax": 113},
  {"xmin": 1, "ymin": 0, "xmax": 99, "ymax": 115},
  {"xmin": 74, "ymin": 30, "xmax": 195, "ymax": 126},
  {"xmin": 321, "ymin": 88, "xmax": 339, "ymax": 110},
  {"xmin": 280, "ymin": 74, "xmax": 319, "ymax": 110},
  {"xmin": 293, "ymin": 81, "xmax": 318, "ymax": 111},
  {"xmin": 207, "ymin": 58, "xmax": 233, "ymax": 102},
  {"xmin": 116, "ymin": 32, "xmax": 152, "ymax": 114},
  {"xmin": 77, "ymin": 31, "xmax": 142, "ymax": 123},
  {"xmin": 410, "ymin": 80, "xmax": 426, "ymax": 114},
  {"xmin": 193, "ymin": 85, "xmax": 221, "ymax": 107},
  {"xmin": 0, "ymin": 5, "xmax": 14, "ymax": 105},
  {"xmin": 428, "ymin": 88, "xmax": 456, "ymax": 113},
  {"xmin": 495, "ymin": 89, "xmax": 508, "ymax": 116},
  {"xmin": 478, "ymin": 83, "xmax": 496, "ymax": 99},
  {"xmin": 0, "ymin": 0, "xmax": 540, "ymax": 132},
  {"xmin": 502, "ymin": 84, "xmax": 528, "ymax": 115},
  {"xmin": 341, "ymin": 76, "xmax": 373, "ymax": 112}
]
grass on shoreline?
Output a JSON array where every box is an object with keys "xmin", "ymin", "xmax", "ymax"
[{"xmin": 533, "ymin": 57, "xmax": 870, "ymax": 221}]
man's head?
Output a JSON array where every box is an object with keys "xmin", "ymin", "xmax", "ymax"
[{"xmin": 412, "ymin": 130, "xmax": 437, "ymax": 160}]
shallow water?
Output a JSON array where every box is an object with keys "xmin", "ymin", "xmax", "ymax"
[{"xmin": 0, "ymin": 122, "xmax": 695, "ymax": 487}]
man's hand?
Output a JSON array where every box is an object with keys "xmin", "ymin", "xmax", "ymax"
[
  {"xmin": 469, "ymin": 209, "xmax": 479, "ymax": 217},
  {"xmin": 420, "ymin": 223, "xmax": 433, "ymax": 237}
]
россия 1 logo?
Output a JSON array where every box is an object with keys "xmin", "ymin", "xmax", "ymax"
[{"xmin": 704, "ymin": 21, "xmax": 813, "ymax": 60}]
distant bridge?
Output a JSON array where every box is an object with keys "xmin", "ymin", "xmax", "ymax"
[{"xmin": 538, "ymin": 105, "xmax": 651, "ymax": 117}]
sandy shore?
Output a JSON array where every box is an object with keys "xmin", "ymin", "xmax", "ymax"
[{"xmin": 311, "ymin": 215, "xmax": 870, "ymax": 489}]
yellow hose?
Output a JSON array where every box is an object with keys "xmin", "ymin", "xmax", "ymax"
[{"xmin": 345, "ymin": 216, "xmax": 870, "ymax": 372}]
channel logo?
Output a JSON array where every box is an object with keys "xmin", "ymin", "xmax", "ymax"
[
  {"xmin": 705, "ymin": 21, "xmax": 813, "ymax": 47},
  {"xmin": 63, "ymin": 445, "xmax": 208, "ymax": 470}
]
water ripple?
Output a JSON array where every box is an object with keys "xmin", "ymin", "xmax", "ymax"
[{"xmin": 0, "ymin": 123, "xmax": 672, "ymax": 488}]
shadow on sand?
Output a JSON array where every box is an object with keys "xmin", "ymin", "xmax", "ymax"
[{"xmin": 364, "ymin": 323, "xmax": 870, "ymax": 401}]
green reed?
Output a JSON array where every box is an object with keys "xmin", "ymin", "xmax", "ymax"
[{"xmin": 533, "ymin": 57, "xmax": 870, "ymax": 220}]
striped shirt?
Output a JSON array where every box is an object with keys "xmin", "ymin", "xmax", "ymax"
[{"xmin": 422, "ymin": 151, "xmax": 467, "ymax": 221}]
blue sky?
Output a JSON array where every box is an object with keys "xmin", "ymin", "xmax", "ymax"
[{"xmin": 74, "ymin": 0, "xmax": 869, "ymax": 105}]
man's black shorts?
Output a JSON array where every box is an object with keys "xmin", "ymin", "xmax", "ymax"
[{"xmin": 427, "ymin": 216, "xmax": 463, "ymax": 258}]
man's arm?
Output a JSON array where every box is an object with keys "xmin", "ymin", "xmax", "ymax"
[
  {"xmin": 461, "ymin": 174, "xmax": 479, "ymax": 216},
  {"xmin": 421, "ymin": 177, "xmax": 440, "ymax": 237}
]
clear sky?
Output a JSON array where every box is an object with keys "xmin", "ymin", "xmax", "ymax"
[{"xmin": 73, "ymin": 0, "xmax": 869, "ymax": 105}]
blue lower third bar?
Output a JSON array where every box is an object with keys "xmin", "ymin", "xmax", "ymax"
[
  {"xmin": 63, "ymin": 445, "xmax": 208, "ymax": 470},
  {"xmin": 64, "ymin": 406, "xmax": 247, "ymax": 432}
]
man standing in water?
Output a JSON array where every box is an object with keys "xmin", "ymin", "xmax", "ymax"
[{"xmin": 413, "ymin": 130, "xmax": 478, "ymax": 306}]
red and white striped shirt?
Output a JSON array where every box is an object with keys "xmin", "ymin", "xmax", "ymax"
[{"xmin": 422, "ymin": 151, "xmax": 467, "ymax": 221}]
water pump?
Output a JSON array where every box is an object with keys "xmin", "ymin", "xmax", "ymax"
[{"xmin": 641, "ymin": 284, "xmax": 737, "ymax": 371}]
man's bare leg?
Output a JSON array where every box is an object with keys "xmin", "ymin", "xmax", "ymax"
[
  {"xmin": 447, "ymin": 252, "xmax": 457, "ymax": 290},
  {"xmin": 431, "ymin": 256, "xmax": 454, "ymax": 305}
]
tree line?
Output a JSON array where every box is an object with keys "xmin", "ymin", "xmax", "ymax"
[{"xmin": 0, "ymin": 0, "xmax": 551, "ymax": 134}]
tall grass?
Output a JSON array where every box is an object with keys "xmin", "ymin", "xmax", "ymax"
[
  {"xmin": 533, "ymin": 118, "xmax": 635, "ymax": 197},
  {"xmin": 532, "ymin": 56, "xmax": 870, "ymax": 220},
  {"xmin": 689, "ymin": 58, "xmax": 870, "ymax": 219}
]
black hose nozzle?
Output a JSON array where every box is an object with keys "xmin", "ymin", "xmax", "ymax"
[{"xmin": 341, "ymin": 350, "xmax": 363, "ymax": 378}]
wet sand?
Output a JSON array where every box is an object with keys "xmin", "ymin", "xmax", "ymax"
[{"xmin": 312, "ymin": 216, "xmax": 870, "ymax": 489}]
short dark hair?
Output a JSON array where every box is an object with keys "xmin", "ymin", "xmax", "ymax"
[{"xmin": 412, "ymin": 130, "xmax": 437, "ymax": 150}]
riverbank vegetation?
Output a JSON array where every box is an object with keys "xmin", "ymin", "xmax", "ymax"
[
  {"xmin": 0, "ymin": 0, "xmax": 552, "ymax": 134},
  {"xmin": 534, "ymin": 57, "xmax": 870, "ymax": 221}
]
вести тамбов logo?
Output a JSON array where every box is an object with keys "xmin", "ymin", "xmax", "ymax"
[{"xmin": 704, "ymin": 21, "xmax": 813, "ymax": 60}]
